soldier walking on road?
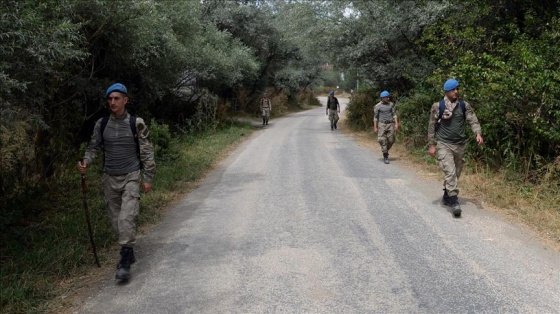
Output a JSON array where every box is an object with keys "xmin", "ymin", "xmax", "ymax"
[
  {"xmin": 428, "ymin": 79, "xmax": 483, "ymax": 218},
  {"xmin": 260, "ymin": 93, "xmax": 272, "ymax": 126},
  {"xmin": 373, "ymin": 91, "xmax": 399, "ymax": 164},
  {"xmin": 77, "ymin": 83, "xmax": 156, "ymax": 280},
  {"xmin": 326, "ymin": 91, "xmax": 340, "ymax": 130}
]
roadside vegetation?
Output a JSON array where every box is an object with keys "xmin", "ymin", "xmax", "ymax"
[
  {"xmin": 1, "ymin": 0, "xmax": 558, "ymax": 312},
  {"xmin": 2, "ymin": 121, "xmax": 255, "ymax": 313},
  {"xmin": 340, "ymin": 1, "xmax": 559, "ymax": 246}
]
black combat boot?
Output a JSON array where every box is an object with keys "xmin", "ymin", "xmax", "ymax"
[
  {"xmin": 449, "ymin": 195, "xmax": 461, "ymax": 217},
  {"xmin": 115, "ymin": 246, "xmax": 135, "ymax": 281},
  {"xmin": 334, "ymin": 122, "xmax": 337, "ymax": 129},
  {"xmin": 383, "ymin": 152, "xmax": 390, "ymax": 164},
  {"xmin": 442, "ymin": 188, "xmax": 450, "ymax": 205},
  {"xmin": 265, "ymin": 117, "xmax": 269, "ymax": 125},
  {"xmin": 262, "ymin": 117, "xmax": 266, "ymax": 125}
]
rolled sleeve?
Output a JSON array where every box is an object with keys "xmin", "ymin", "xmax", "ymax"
[{"xmin": 427, "ymin": 102, "xmax": 439, "ymax": 145}]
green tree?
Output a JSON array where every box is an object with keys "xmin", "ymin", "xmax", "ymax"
[
  {"xmin": 415, "ymin": 0, "xmax": 559, "ymax": 180},
  {"xmin": 0, "ymin": 0, "xmax": 87, "ymax": 199}
]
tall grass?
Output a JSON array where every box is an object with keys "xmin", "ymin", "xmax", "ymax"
[{"xmin": 0, "ymin": 121, "xmax": 254, "ymax": 313}]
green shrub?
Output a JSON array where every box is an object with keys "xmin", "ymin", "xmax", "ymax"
[
  {"xmin": 296, "ymin": 88, "xmax": 321, "ymax": 107},
  {"xmin": 344, "ymin": 88, "xmax": 377, "ymax": 130},
  {"xmin": 149, "ymin": 120, "xmax": 172, "ymax": 158}
]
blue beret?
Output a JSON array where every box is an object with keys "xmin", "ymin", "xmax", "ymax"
[
  {"xmin": 105, "ymin": 83, "xmax": 128, "ymax": 98},
  {"xmin": 443, "ymin": 79, "xmax": 459, "ymax": 91},
  {"xmin": 380, "ymin": 91, "xmax": 390, "ymax": 98},
  {"xmin": 329, "ymin": 91, "xmax": 334, "ymax": 95}
]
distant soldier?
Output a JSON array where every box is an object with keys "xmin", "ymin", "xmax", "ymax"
[
  {"xmin": 260, "ymin": 93, "xmax": 272, "ymax": 125},
  {"xmin": 77, "ymin": 83, "xmax": 156, "ymax": 281},
  {"xmin": 326, "ymin": 91, "xmax": 340, "ymax": 130},
  {"xmin": 373, "ymin": 90, "xmax": 398, "ymax": 164},
  {"xmin": 428, "ymin": 79, "xmax": 483, "ymax": 218}
]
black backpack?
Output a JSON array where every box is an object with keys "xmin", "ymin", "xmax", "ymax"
[
  {"xmin": 435, "ymin": 99, "xmax": 466, "ymax": 132},
  {"xmin": 327, "ymin": 97, "xmax": 339, "ymax": 110}
]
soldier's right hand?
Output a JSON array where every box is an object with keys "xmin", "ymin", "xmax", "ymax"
[{"xmin": 77, "ymin": 160, "xmax": 88, "ymax": 175}]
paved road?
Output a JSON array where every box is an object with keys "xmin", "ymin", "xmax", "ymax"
[{"xmin": 77, "ymin": 97, "xmax": 559, "ymax": 313}]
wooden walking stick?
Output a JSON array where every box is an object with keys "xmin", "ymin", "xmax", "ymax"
[{"xmin": 80, "ymin": 169, "xmax": 101, "ymax": 267}]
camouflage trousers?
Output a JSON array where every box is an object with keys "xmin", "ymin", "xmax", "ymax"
[
  {"xmin": 436, "ymin": 142, "xmax": 466, "ymax": 197},
  {"xmin": 261, "ymin": 108, "xmax": 270, "ymax": 117},
  {"xmin": 103, "ymin": 170, "xmax": 141, "ymax": 246},
  {"xmin": 377, "ymin": 122, "xmax": 395, "ymax": 153},
  {"xmin": 328, "ymin": 109, "xmax": 339, "ymax": 125}
]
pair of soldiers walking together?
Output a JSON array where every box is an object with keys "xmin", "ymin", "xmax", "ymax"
[{"xmin": 374, "ymin": 79, "xmax": 483, "ymax": 218}]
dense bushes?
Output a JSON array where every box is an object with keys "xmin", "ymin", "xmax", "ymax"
[
  {"xmin": 344, "ymin": 89, "xmax": 377, "ymax": 131},
  {"xmin": 342, "ymin": 1, "xmax": 559, "ymax": 185},
  {"xmin": 0, "ymin": 0, "xmax": 326, "ymax": 220}
]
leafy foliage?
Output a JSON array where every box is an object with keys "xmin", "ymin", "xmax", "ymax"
[
  {"xmin": 337, "ymin": 0, "xmax": 559, "ymax": 184},
  {"xmin": 413, "ymin": 0, "xmax": 560, "ymax": 181}
]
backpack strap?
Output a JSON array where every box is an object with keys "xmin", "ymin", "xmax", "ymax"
[
  {"xmin": 99, "ymin": 115, "xmax": 141, "ymax": 165},
  {"xmin": 438, "ymin": 99, "xmax": 445, "ymax": 120},
  {"xmin": 129, "ymin": 115, "xmax": 138, "ymax": 142},
  {"xmin": 438, "ymin": 99, "xmax": 466, "ymax": 119},
  {"xmin": 99, "ymin": 116, "xmax": 110, "ymax": 144}
]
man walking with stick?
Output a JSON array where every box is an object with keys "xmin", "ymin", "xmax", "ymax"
[{"xmin": 77, "ymin": 83, "xmax": 156, "ymax": 281}]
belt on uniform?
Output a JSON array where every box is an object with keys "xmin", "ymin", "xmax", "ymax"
[{"xmin": 381, "ymin": 120, "xmax": 394, "ymax": 124}]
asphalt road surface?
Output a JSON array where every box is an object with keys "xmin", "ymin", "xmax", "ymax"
[{"xmin": 77, "ymin": 97, "xmax": 559, "ymax": 313}]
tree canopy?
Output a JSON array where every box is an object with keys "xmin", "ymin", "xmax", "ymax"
[{"xmin": 1, "ymin": 0, "xmax": 558, "ymax": 210}]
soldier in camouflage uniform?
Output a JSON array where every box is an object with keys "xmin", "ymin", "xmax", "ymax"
[
  {"xmin": 77, "ymin": 83, "xmax": 156, "ymax": 280},
  {"xmin": 260, "ymin": 93, "xmax": 272, "ymax": 125},
  {"xmin": 326, "ymin": 91, "xmax": 340, "ymax": 130},
  {"xmin": 373, "ymin": 91, "xmax": 399, "ymax": 164},
  {"xmin": 428, "ymin": 79, "xmax": 483, "ymax": 218}
]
